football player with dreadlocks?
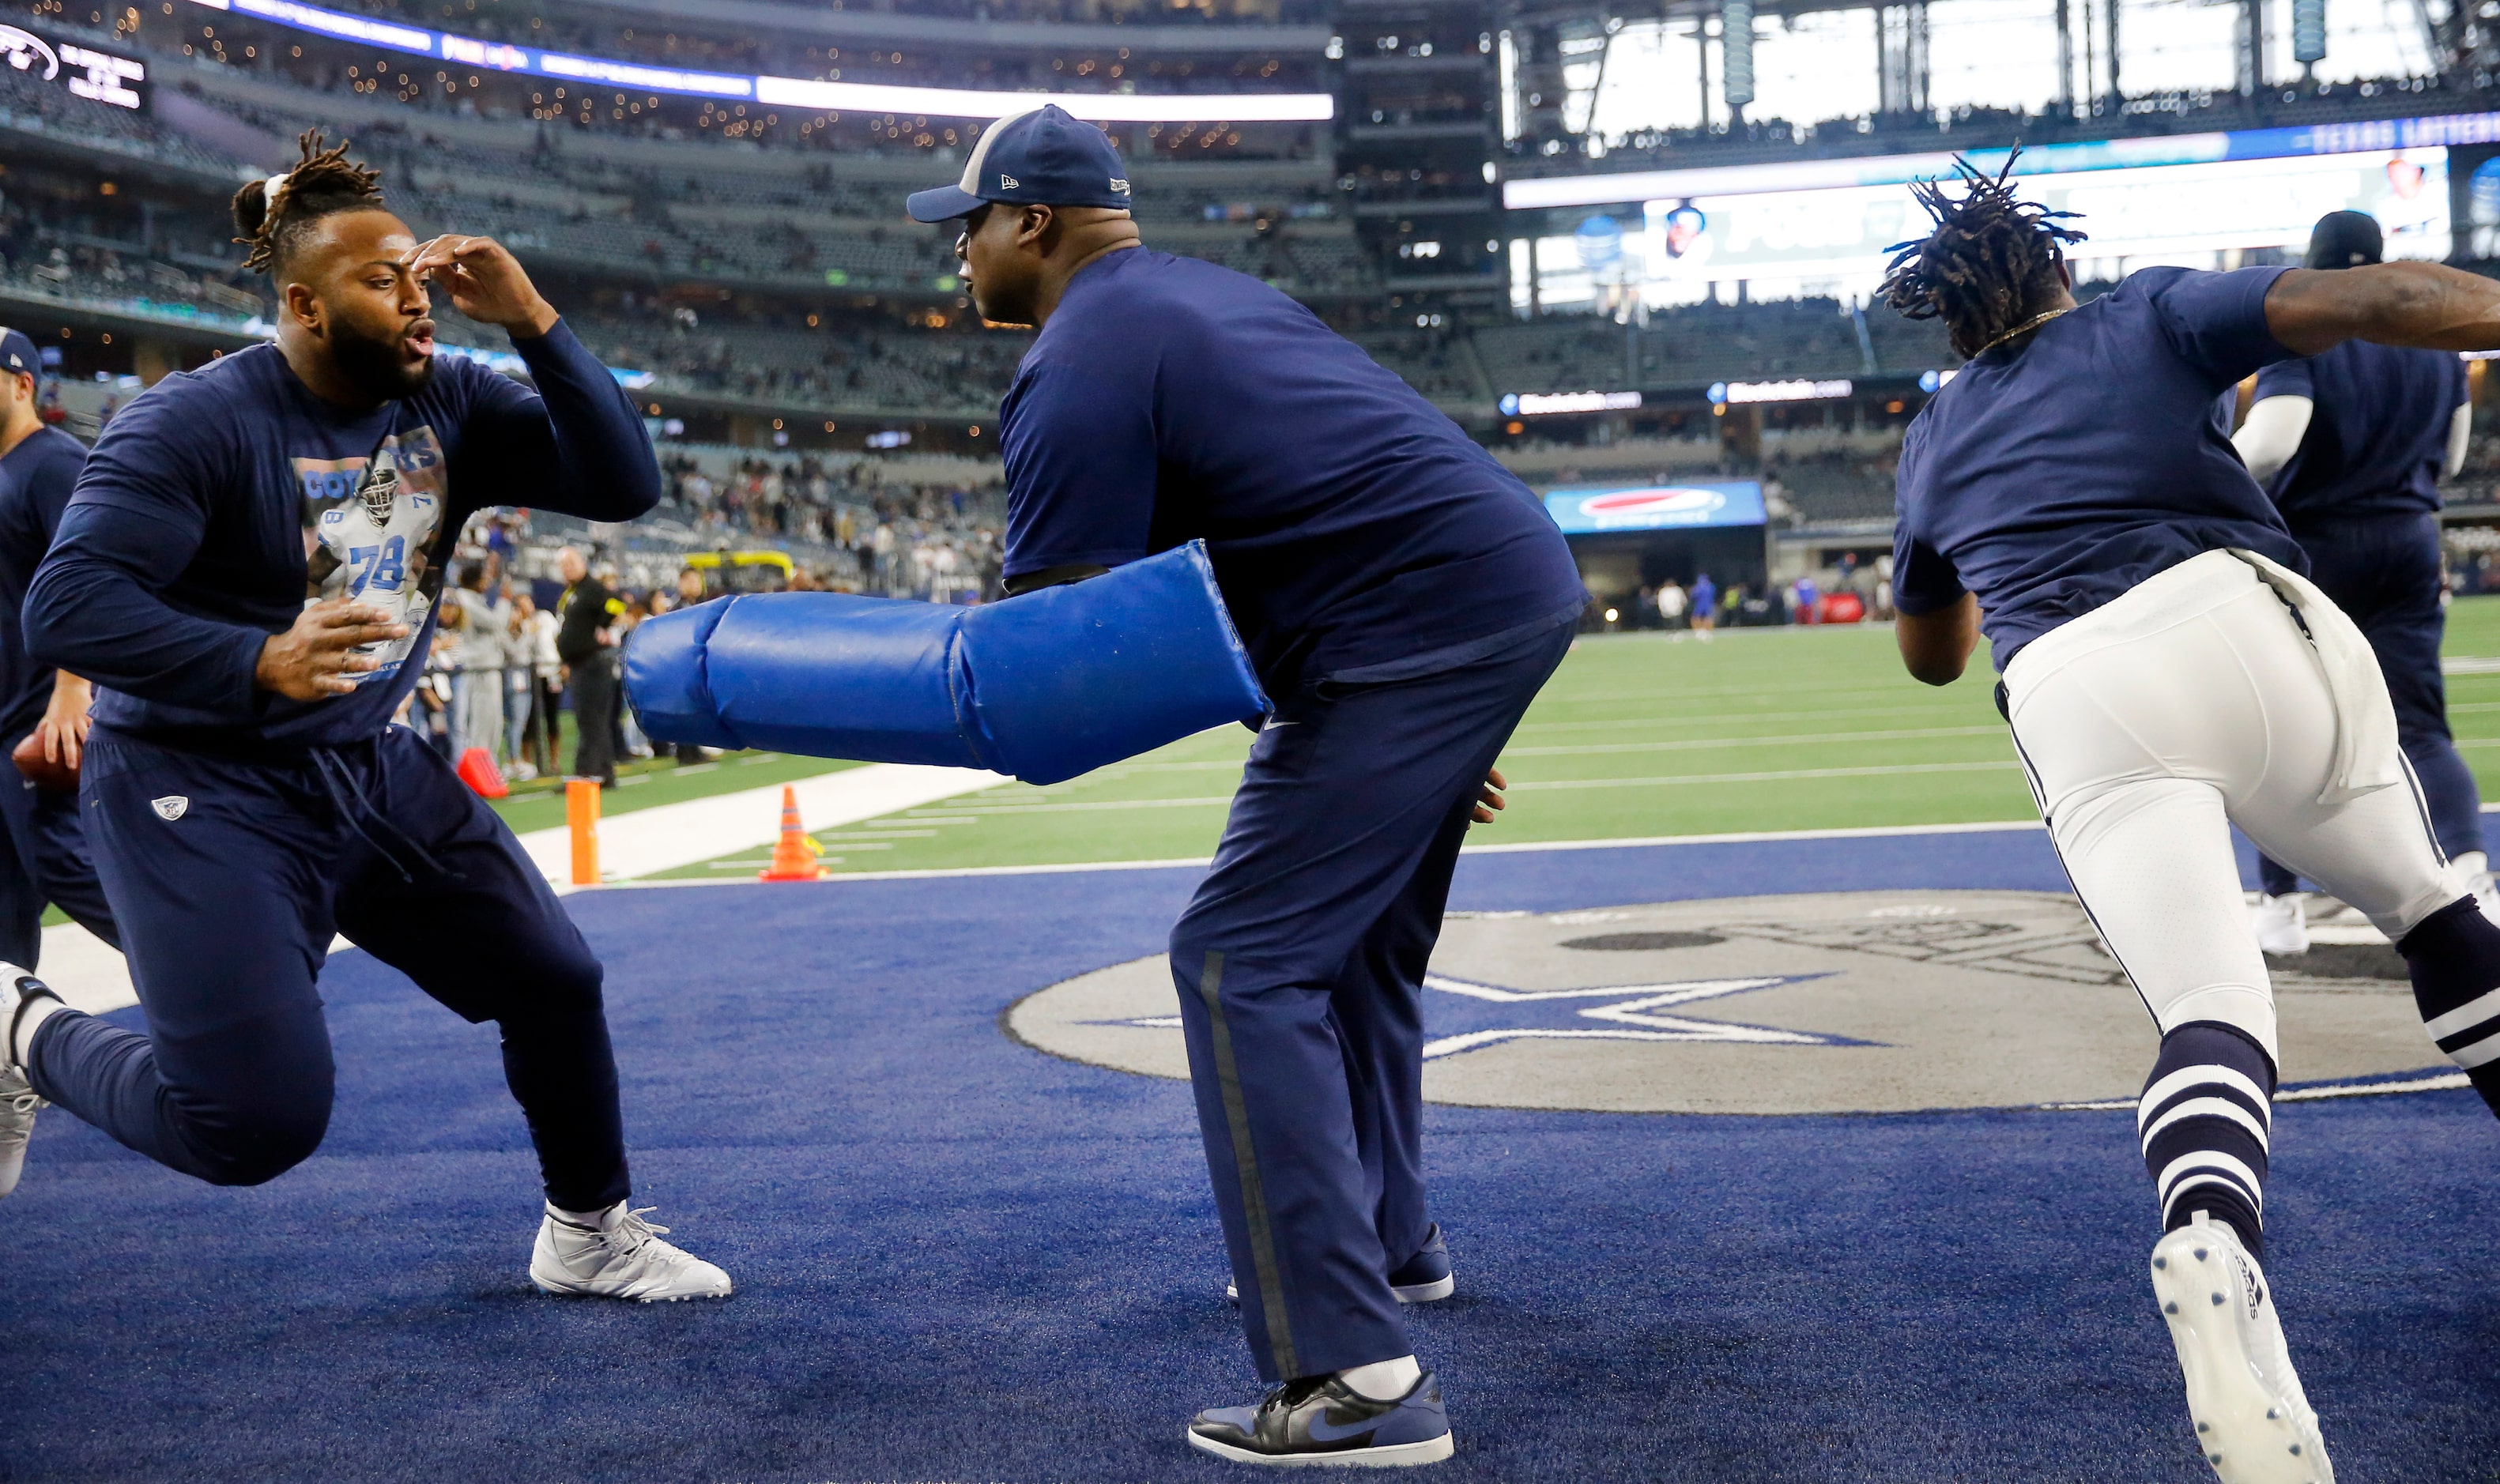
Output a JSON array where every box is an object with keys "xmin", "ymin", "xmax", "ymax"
[
  {"xmin": 1884, "ymin": 155, "xmax": 2500, "ymax": 1483},
  {"xmin": 0, "ymin": 132, "xmax": 733, "ymax": 1302}
]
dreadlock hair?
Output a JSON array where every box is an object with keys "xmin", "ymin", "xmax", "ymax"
[
  {"xmin": 1879, "ymin": 150, "xmax": 2087, "ymax": 360},
  {"xmin": 231, "ymin": 130, "xmax": 387, "ymax": 276}
]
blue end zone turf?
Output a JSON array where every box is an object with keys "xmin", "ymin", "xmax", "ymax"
[{"xmin": 3, "ymin": 827, "xmax": 2496, "ymax": 1481}]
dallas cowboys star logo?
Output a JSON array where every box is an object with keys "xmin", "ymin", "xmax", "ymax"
[{"xmin": 1104, "ymin": 971, "xmax": 1869, "ymax": 1060}]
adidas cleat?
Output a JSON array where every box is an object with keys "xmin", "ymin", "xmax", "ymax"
[
  {"xmin": 529, "ymin": 1202, "xmax": 733, "ymax": 1302},
  {"xmin": 2151, "ymin": 1215, "xmax": 2332, "ymax": 1484},
  {"xmin": 1230, "ymin": 1224, "xmax": 1454, "ymax": 1307},
  {"xmin": 1187, "ymin": 1370, "xmax": 1454, "ymax": 1467}
]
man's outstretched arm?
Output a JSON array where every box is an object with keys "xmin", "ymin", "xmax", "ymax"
[{"xmin": 2265, "ymin": 262, "xmax": 2500, "ymax": 356}]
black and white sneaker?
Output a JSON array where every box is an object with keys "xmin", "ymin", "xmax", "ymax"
[
  {"xmin": 0, "ymin": 968, "xmax": 61, "ymax": 1200},
  {"xmin": 1229, "ymin": 1225, "xmax": 1454, "ymax": 1307},
  {"xmin": 1187, "ymin": 1370, "xmax": 1453, "ymax": 1467}
]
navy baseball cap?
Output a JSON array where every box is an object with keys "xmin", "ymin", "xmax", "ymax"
[
  {"xmin": 906, "ymin": 104, "xmax": 1133, "ymax": 224},
  {"xmin": 2305, "ymin": 210, "xmax": 2384, "ymax": 269},
  {"xmin": 0, "ymin": 328, "xmax": 36, "ymax": 380}
]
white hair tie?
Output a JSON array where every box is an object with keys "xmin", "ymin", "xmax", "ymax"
[{"xmin": 261, "ymin": 171, "xmax": 292, "ymax": 215}]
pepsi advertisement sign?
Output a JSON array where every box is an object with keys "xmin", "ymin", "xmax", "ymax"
[{"xmin": 1544, "ymin": 481, "xmax": 1767, "ymax": 534}]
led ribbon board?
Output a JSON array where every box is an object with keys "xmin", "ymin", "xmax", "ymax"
[
  {"xmin": 1, "ymin": 24, "xmax": 145, "ymax": 108},
  {"xmin": 1503, "ymin": 111, "xmax": 2500, "ymax": 211},
  {"xmin": 1544, "ymin": 481, "xmax": 1768, "ymax": 533},
  {"xmin": 1512, "ymin": 122, "xmax": 2459, "ymax": 307},
  {"xmin": 181, "ymin": 0, "xmax": 1333, "ymax": 122}
]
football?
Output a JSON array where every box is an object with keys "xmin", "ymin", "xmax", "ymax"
[{"xmin": 12, "ymin": 729, "xmax": 77, "ymax": 795}]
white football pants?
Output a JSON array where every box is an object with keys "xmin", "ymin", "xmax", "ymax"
[{"xmin": 2003, "ymin": 550, "xmax": 2458, "ymax": 1064}]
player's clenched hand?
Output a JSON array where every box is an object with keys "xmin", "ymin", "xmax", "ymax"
[
  {"xmin": 400, "ymin": 234, "xmax": 560, "ymax": 337},
  {"xmin": 255, "ymin": 597, "xmax": 408, "ymax": 701},
  {"xmin": 1470, "ymin": 766, "xmax": 1508, "ymax": 826}
]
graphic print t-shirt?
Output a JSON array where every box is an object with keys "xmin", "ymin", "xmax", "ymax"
[
  {"xmin": 300, "ymin": 429, "xmax": 447, "ymax": 683},
  {"xmin": 31, "ymin": 322, "xmax": 658, "ymax": 751}
]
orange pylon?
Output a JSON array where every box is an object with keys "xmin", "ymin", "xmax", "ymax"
[
  {"xmin": 758, "ymin": 785, "xmax": 828, "ymax": 882},
  {"xmin": 566, "ymin": 778, "xmax": 601, "ymax": 887}
]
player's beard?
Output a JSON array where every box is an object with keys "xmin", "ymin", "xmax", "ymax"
[{"xmin": 328, "ymin": 318, "xmax": 436, "ymax": 403}]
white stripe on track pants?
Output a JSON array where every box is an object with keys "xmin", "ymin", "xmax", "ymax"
[{"xmin": 2003, "ymin": 549, "xmax": 2459, "ymax": 1064}]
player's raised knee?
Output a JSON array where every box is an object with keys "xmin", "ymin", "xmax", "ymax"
[{"xmin": 183, "ymin": 1094, "xmax": 332, "ymax": 1188}]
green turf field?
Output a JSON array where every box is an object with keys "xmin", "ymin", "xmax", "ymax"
[
  {"xmin": 603, "ymin": 594, "xmax": 2500, "ymax": 882},
  {"xmin": 490, "ymin": 751, "xmax": 865, "ymax": 834}
]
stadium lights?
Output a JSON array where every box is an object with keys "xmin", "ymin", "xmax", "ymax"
[
  {"xmin": 181, "ymin": 0, "xmax": 1334, "ymax": 122},
  {"xmin": 1709, "ymin": 379, "xmax": 1852, "ymax": 404},
  {"xmin": 1500, "ymin": 390, "xmax": 1643, "ymax": 416},
  {"xmin": 1917, "ymin": 369, "xmax": 1959, "ymax": 391}
]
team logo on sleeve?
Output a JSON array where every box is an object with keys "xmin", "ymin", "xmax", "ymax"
[
  {"xmin": 149, "ymin": 796, "xmax": 188, "ymax": 821},
  {"xmin": 296, "ymin": 425, "xmax": 449, "ymax": 686}
]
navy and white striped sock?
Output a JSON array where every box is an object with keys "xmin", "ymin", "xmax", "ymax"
[
  {"xmin": 2138, "ymin": 1022, "xmax": 2274, "ymax": 1260},
  {"xmin": 2398, "ymin": 896, "xmax": 2500, "ymax": 1118}
]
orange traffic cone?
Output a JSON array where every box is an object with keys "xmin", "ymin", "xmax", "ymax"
[
  {"xmin": 758, "ymin": 785, "xmax": 827, "ymax": 882},
  {"xmin": 455, "ymin": 746, "xmax": 509, "ymax": 799}
]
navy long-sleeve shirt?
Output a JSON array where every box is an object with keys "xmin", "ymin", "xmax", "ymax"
[
  {"xmin": 0, "ymin": 425, "xmax": 89, "ymax": 745},
  {"xmin": 25, "ymin": 320, "xmax": 657, "ymax": 752}
]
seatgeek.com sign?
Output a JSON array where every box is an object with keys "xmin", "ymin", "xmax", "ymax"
[{"xmin": 1544, "ymin": 481, "xmax": 1767, "ymax": 534}]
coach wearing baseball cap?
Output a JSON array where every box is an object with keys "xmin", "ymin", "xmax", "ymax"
[{"xmin": 910, "ymin": 106, "xmax": 1586, "ymax": 1465}]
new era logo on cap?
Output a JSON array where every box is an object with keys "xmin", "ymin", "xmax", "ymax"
[{"xmin": 906, "ymin": 104, "xmax": 1135, "ymax": 224}]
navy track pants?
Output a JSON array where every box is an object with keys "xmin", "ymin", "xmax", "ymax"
[
  {"xmin": 2258, "ymin": 512, "xmax": 2483, "ymax": 896},
  {"xmin": 0, "ymin": 742, "xmax": 119, "ymax": 969},
  {"xmin": 25, "ymin": 723, "xmax": 630, "ymax": 1208},
  {"xmin": 1171, "ymin": 620, "xmax": 1572, "ymax": 1383}
]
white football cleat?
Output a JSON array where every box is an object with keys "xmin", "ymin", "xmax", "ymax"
[
  {"xmin": 530, "ymin": 1202, "xmax": 733, "ymax": 1302},
  {"xmin": 2249, "ymin": 895, "xmax": 2309, "ymax": 956},
  {"xmin": 2151, "ymin": 1215, "xmax": 2332, "ymax": 1484},
  {"xmin": 0, "ymin": 967, "xmax": 62, "ymax": 1200},
  {"xmin": 0, "ymin": 1067, "xmax": 40, "ymax": 1200}
]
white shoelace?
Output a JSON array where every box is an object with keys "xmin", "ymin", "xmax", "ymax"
[
  {"xmin": 0, "ymin": 1083, "xmax": 43, "ymax": 1144},
  {"xmin": 600, "ymin": 1206, "xmax": 669, "ymax": 1256}
]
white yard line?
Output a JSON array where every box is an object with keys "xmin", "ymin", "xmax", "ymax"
[
  {"xmin": 1498, "ymin": 725, "xmax": 2004, "ymax": 758},
  {"xmin": 516, "ymin": 761, "xmax": 1010, "ymax": 887},
  {"xmin": 1508, "ymin": 760, "xmax": 2023, "ymax": 790}
]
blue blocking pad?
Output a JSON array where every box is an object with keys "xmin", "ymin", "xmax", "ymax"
[
  {"xmin": 954, "ymin": 543, "xmax": 1269, "ymax": 784},
  {"xmin": 705, "ymin": 594, "xmax": 982, "ymax": 768},
  {"xmin": 617, "ymin": 597, "xmax": 741, "ymax": 752},
  {"xmin": 624, "ymin": 540, "xmax": 1270, "ymax": 785}
]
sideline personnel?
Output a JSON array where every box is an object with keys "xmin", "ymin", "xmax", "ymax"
[
  {"xmin": 0, "ymin": 327, "xmax": 117, "ymax": 970},
  {"xmin": 2234, "ymin": 209, "xmax": 2480, "ymax": 952},
  {"xmin": 907, "ymin": 105, "xmax": 1586, "ymax": 1466},
  {"xmin": 555, "ymin": 545, "xmax": 623, "ymax": 786},
  {"xmin": 0, "ymin": 134, "xmax": 730, "ymax": 1301},
  {"xmin": 0, "ymin": 326, "xmax": 120, "ymax": 1200}
]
